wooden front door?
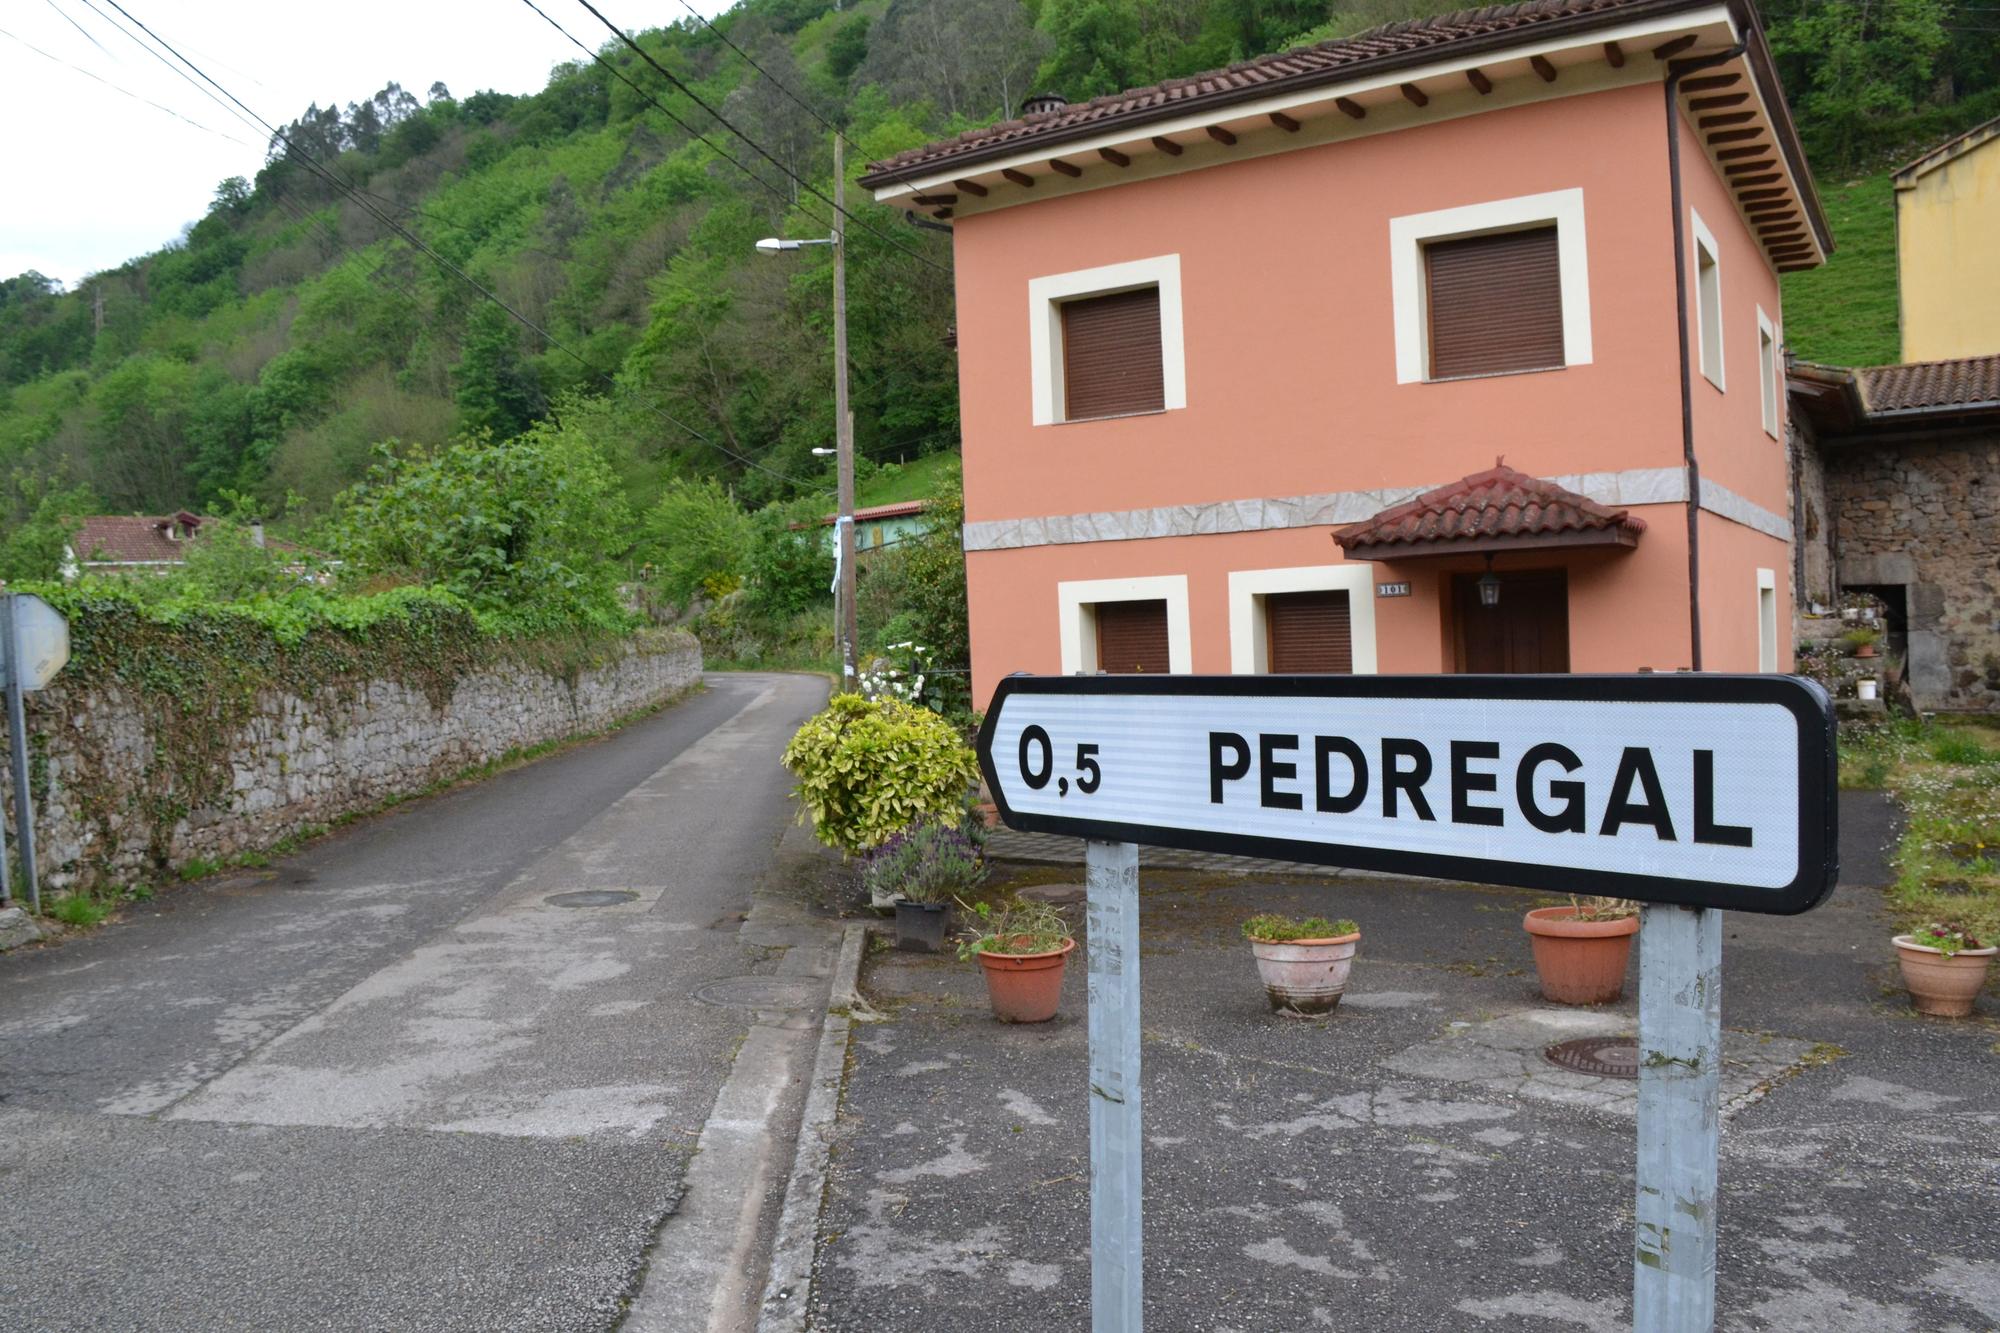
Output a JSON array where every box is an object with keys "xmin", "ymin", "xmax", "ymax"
[
  {"xmin": 1095, "ymin": 599, "xmax": 1171, "ymax": 674},
  {"xmin": 1454, "ymin": 571, "xmax": 1570, "ymax": 673}
]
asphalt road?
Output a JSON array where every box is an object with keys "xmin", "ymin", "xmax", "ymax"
[{"xmin": 0, "ymin": 672, "xmax": 830, "ymax": 1332}]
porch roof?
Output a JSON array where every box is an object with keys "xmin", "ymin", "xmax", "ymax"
[{"xmin": 1332, "ymin": 461, "xmax": 1646, "ymax": 559}]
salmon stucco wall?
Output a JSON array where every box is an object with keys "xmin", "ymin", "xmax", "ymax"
[
  {"xmin": 951, "ymin": 78, "xmax": 1797, "ymax": 702},
  {"xmin": 952, "ymin": 83, "xmax": 1685, "ymax": 531}
]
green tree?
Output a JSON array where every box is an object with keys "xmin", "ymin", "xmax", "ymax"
[
  {"xmin": 324, "ymin": 420, "xmax": 634, "ymax": 632},
  {"xmin": 0, "ymin": 478, "xmax": 94, "ymax": 583},
  {"xmin": 644, "ymin": 477, "xmax": 753, "ymax": 607},
  {"xmin": 454, "ymin": 302, "xmax": 545, "ymax": 440},
  {"xmin": 1765, "ymin": 0, "xmax": 1952, "ymax": 169}
]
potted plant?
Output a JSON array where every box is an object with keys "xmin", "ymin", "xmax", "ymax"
[
  {"xmin": 1241, "ymin": 913, "xmax": 1361, "ymax": 1016},
  {"xmin": 1893, "ymin": 921, "xmax": 1996, "ymax": 1017},
  {"xmin": 862, "ymin": 818, "xmax": 986, "ymax": 953},
  {"xmin": 957, "ymin": 899, "xmax": 1076, "ymax": 1023},
  {"xmin": 1523, "ymin": 896, "xmax": 1640, "ymax": 1005},
  {"xmin": 1842, "ymin": 627, "xmax": 1881, "ymax": 660}
]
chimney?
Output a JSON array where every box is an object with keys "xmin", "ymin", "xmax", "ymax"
[{"xmin": 1021, "ymin": 92, "xmax": 1068, "ymax": 117}]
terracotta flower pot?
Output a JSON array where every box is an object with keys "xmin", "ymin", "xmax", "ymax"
[
  {"xmin": 975, "ymin": 937, "xmax": 1075, "ymax": 1023},
  {"xmin": 1248, "ymin": 932, "xmax": 1361, "ymax": 1016},
  {"xmin": 1523, "ymin": 907, "xmax": 1639, "ymax": 1005},
  {"xmin": 1893, "ymin": 936, "xmax": 1997, "ymax": 1017}
]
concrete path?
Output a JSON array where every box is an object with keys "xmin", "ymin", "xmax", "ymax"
[
  {"xmin": 808, "ymin": 790, "xmax": 2000, "ymax": 1331},
  {"xmin": 0, "ymin": 673, "xmax": 838, "ymax": 1332}
]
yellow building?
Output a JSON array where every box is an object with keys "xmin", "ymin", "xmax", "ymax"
[{"xmin": 1896, "ymin": 114, "xmax": 2000, "ymax": 362}]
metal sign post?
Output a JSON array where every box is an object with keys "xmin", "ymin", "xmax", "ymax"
[
  {"xmin": 976, "ymin": 673, "xmax": 1837, "ymax": 1333},
  {"xmin": 1085, "ymin": 838, "xmax": 1143, "ymax": 1330},
  {"xmin": 0, "ymin": 593, "xmax": 70, "ymax": 914},
  {"xmin": 1635, "ymin": 903, "xmax": 1723, "ymax": 1329}
]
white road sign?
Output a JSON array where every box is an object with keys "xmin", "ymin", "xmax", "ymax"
[
  {"xmin": 2, "ymin": 594, "xmax": 70, "ymax": 692},
  {"xmin": 976, "ymin": 674, "xmax": 1837, "ymax": 913}
]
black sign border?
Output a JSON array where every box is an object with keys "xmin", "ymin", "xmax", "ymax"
[{"xmin": 976, "ymin": 673, "xmax": 1838, "ymax": 915}]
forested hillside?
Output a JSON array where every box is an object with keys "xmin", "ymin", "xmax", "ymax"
[{"xmin": 2, "ymin": 0, "xmax": 1996, "ymax": 564}]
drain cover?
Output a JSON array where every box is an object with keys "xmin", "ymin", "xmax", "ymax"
[
  {"xmin": 693, "ymin": 976, "xmax": 821, "ymax": 1011},
  {"xmin": 545, "ymin": 890, "xmax": 640, "ymax": 908},
  {"xmin": 1543, "ymin": 1037, "xmax": 1641, "ymax": 1080}
]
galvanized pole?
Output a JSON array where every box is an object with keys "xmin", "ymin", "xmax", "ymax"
[
  {"xmin": 1633, "ymin": 903, "xmax": 1723, "ymax": 1332},
  {"xmin": 1, "ymin": 596, "xmax": 37, "ymax": 912},
  {"xmin": 1086, "ymin": 838, "xmax": 1142, "ymax": 1331}
]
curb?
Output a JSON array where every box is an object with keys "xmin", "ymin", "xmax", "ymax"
[{"xmin": 756, "ymin": 921, "xmax": 874, "ymax": 1333}]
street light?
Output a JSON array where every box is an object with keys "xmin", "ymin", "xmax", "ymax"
[{"xmin": 756, "ymin": 135, "xmax": 858, "ymax": 691}]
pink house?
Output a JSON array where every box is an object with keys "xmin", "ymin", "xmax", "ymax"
[{"xmin": 861, "ymin": 0, "xmax": 1828, "ymax": 707}]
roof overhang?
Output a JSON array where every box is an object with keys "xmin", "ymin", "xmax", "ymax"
[
  {"xmin": 1341, "ymin": 525, "xmax": 1642, "ymax": 560},
  {"xmin": 866, "ymin": 0, "xmax": 1828, "ymax": 272}
]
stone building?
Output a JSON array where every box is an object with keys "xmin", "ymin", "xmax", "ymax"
[{"xmin": 1789, "ymin": 353, "xmax": 2000, "ymax": 710}]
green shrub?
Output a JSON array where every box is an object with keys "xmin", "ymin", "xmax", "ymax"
[
  {"xmin": 1241, "ymin": 913, "xmax": 1358, "ymax": 943},
  {"xmin": 1931, "ymin": 734, "xmax": 1998, "ymax": 766},
  {"xmin": 643, "ymin": 477, "xmax": 752, "ymax": 610},
  {"xmin": 781, "ymin": 693, "xmax": 980, "ymax": 856}
]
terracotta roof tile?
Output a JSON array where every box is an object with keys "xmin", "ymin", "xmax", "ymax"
[
  {"xmin": 1856, "ymin": 354, "xmax": 2000, "ymax": 414},
  {"xmin": 72, "ymin": 514, "xmax": 202, "ymax": 565},
  {"xmin": 1334, "ymin": 463, "xmax": 1645, "ymax": 551},
  {"xmin": 864, "ymin": 0, "xmax": 1683, "ymax": 185}
]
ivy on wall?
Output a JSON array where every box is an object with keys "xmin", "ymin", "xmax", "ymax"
[{"xmin": 21, "ymin": 581, "xmax": 632, "ymax": 877}]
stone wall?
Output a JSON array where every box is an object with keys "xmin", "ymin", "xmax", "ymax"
[
  {"xmin": 1824, "ymin": 431, "xmax": 2000, "ymax": 710},
  {"xmin": 21, "ymin": 629, "xmax": 701, "ymax": 891},
  {"xmin": 1789, "ymin": 414, "xmax": 1836, "ymax": 608}
]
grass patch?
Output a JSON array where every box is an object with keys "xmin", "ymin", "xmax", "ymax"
[
  {"xmin": 1845, "ymin": 718, "xmax": 2000, "ymax": 938},
  {"xmin": 1780, "ymin": 172, "xmax": 1899, "ymax": 368},
  {"xmin": 855, "ymin": 452, "xmax": 955, "ymax": 509},
  {"xmin": 46, "ymin": 893, "xmax": 112, "ymax": 928}
]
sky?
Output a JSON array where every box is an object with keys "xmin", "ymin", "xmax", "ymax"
[{"xmin": 1, "ymin": 0, "xmax": 733, "ymax": 286}]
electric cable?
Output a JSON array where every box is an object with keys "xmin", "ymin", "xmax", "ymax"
[{"xmin": 566, "ymin": 0, "xmax": 951, "ymax": 275}]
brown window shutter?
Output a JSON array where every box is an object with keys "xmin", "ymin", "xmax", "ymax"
[
  {"xmin": 1265, "ymin": 590, "xmax": 1353, "ymax": 674},
  {"xmin": 1095, "ymin": 600, "xmax": 1171, "ymax": 674},
  {"xmin": 1425, "ymin": 226, "xmax": 1564, "ymax": 379},
  {"xmin": 1062, "ymin": 287, "xmax": 1165, "ymax": 420}
]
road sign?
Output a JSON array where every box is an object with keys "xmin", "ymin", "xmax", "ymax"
[
  {"xmin": 976, "ymin": 673, "xmax": 1837, "ymax": 914},
  {"xmin": 0, "ymin": 593, "xmax": 69, "ymax": 692}
]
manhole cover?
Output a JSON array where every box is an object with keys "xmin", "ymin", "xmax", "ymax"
[
  {"xmin": 1543, "ymin": 1037, "xmax": 1641, "ymax": 1080},
  {"xmin": 545, "ymin": 890, "xmax": 640, "ymax": 908},
  {"xmin": 693, "ymin": 976, "xmax": 821, "ymax": 1011}
]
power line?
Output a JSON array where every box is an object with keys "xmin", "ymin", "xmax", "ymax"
[
  {"xmin": 517, "ymin": 0, "xmax": 804, "ymax": 210},
  {"xmin": 667, "ymin": 0, "xmax": 854, "ymax": 154},
  {"xmin": 0, "ymin": 22, "xmax": 256, "ymax": 147},
  {"xmin": 44, "ymin": 0, "xmax": 119, "ymax": 63},
  {"xmin": 91, "ymin": 0, "xmax": 821, "ymax": 493},
  {"xmin": 567, "ymin": 0, "xmax": 951, "ymax": 276}
]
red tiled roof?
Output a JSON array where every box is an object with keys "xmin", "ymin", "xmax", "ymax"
[
  {"xmin": 1856, "ymin": 354, "xmax": 2000, "ymax": 414},
  {"xmin": 864, "ymin": 0, "xmax": 1709, "ymax": 185},
  {"xmin": 1334, "ymin": 463, "xmax": 1645, "ymax": 553},
  {"xmin": 71, "ymin": 514, "xmax": 311, "ymax": 565},
  {"xmin": 72, "ymin": 514, "xmax": 204, "ymax": 565}
]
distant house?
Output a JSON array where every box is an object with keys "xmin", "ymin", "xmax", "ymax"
[
  {"xmin": 1790, "ymin": 353, "xmax": 2000, "ymax": 713},
  {"xmin": 1895, "ymin": 114, "xmax": 2000, "ymax": 362},
  {"xmin": 63, "ymin": 512, "xmax": 306, "ymax": 579},
  {"xmin": 820, "ymin": 500, "xmax": 930, "ymax": 554},
  {"xmin": 861, "ymin": 0, "xmax": 1827, "ymax": 704}
]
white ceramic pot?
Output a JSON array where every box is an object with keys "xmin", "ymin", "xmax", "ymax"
[
  {"xmin": 1248, "ymin": 933, "xmax": 1360, "ymax": 1016},
  {"xmin": 1859, "ymin": 679, "xmax": 1879, "ymax": 701}
]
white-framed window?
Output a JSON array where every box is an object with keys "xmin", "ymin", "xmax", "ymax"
[
  {"xmin": 1757, "ymin": 567, "xmax": 1778, "ymax": 672},
  {"xmin": 1390, "ymin": 187, "xmax": 1593, "ymax": 385},
  {"xmin": 1692, "ymin": 209, "xmax": 1724, "ymax": 391},
  {"xmin": 1227, "ymin": 564, "xmax": 1379, "ymax": 674},
  {"xmin": 1757, "ymin": 307, "xmax": 1780, "ymax": 438},
  {"xmin": 1057, "ymin": 574, "xmax": 1192, "ymax": 675},
  {"xmin": 1028, "ymin": 255, "xmax": 1186, "ymax": 426}
]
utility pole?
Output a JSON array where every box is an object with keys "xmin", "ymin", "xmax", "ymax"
[
  {"xmin": 92, "ymin": 288, "xmax": 105, "ymax": 337},
  {"xmin": 832, "ymin": 135, "xmax": 858, "ymax": 691}
]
